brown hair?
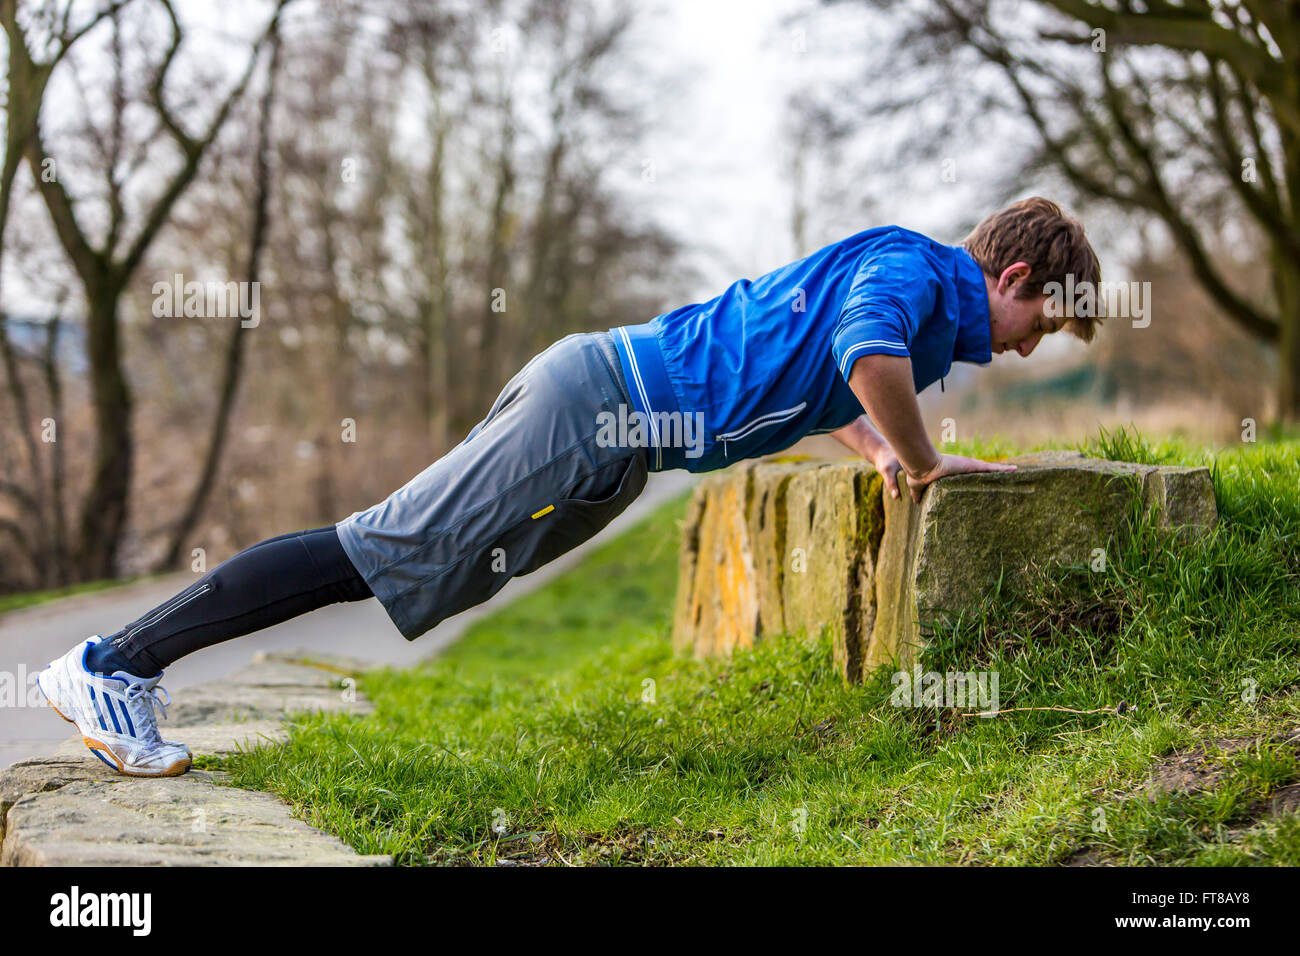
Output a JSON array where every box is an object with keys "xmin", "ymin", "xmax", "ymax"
[{"xmin": 963, "ymin": 197, "xmax": 1103, "ymax": 343}]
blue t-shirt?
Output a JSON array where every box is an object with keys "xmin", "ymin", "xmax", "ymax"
[{"xmin": 609, "ymin": 225, "xmax": 992, "ymax": 472}]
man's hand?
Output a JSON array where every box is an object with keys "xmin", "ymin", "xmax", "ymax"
[
  {"xmin": 839, "ymin": 353, "xmax": 1018, "ymax": 503},
  {"xmin": 837, "ymin": 356, "xmax": 1019, "ymax": 504},
  {"xmin": 829, "ymin": 418, "xmax": 920, "ymax": 501},
  {"xmin": 902, "ymin": 453, "xmax": 1017, "ymax": 503},
  {"xmin": 829, "ymin": 419, "xmax": 1012, "ymax": 502},
  {"xmin": 868, "ymin": 442, "xmax": 905, "ymax": 500},
  {"xmin": 830, "ymin": 417, "xmax": 905, "ymax": 498},
  {"xmin": 845, "ymin": 353, "xmax": 945, "ymax": 480}
]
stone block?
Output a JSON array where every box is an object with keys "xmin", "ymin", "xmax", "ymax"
[{"xmin": 673, "ymin": 450, "xmax": 1217, "ymax": 681}]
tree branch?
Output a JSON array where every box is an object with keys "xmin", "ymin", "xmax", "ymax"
[
  {"xmin": 1037, "ymin": 0, "xmax": 1300, "ymax": 137},
  {"xmin": 117, "ymin": 0, "xmax": 291, "ymax": 282}
]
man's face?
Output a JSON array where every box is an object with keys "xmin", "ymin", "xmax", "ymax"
[{"xmin": 986, "ymin": 262, "xmax": 1059, "ymax": 357}]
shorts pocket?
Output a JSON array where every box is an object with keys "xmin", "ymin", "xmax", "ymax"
[{"xmin": 510, "ymin": 451, "xmax": 649, "ymax": 576}]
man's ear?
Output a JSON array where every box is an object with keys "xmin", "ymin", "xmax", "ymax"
[{"xmin": 997, "ymin": 261, "xmax": 1032, "ymax": 295}]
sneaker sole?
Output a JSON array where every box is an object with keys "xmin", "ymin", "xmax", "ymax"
[{"xmin": 81, "ymin": 736, "xmax": 192, "ymax": 777}]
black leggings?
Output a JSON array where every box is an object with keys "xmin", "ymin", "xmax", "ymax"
[{"xmin": 108, "ymin": 526, "xmax": 372, "ymax": 674}]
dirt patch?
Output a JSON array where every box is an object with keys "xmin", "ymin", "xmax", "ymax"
[
  {"xmin": 1057, "ymin": 728, "xmax": 1300, "ymax": 866},
  {"xmin": 1143, "ymin": 729, "xmax": 1300, "ymax": 812},
  {"xmin": 477, "ymin": 825, "xmax": 748, "ymax": 867},
  {"xmin": 1145, "ymin": 736, "xmax": 1257, "ymax": 797},
  {"xmin": 1061, "ymin": 847, "xmax": 1112, "ymax": 867},
  {"xmin": 1261, "ymin": 782, "xmax": 1300, "ymax": 816}
]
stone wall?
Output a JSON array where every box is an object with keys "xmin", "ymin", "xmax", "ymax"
[{"xmin": 672, "ymin": 450, "xmax": 1218, "ymax": 682}]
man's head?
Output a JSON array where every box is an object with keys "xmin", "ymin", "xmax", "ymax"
[{"xmin": 962, "ymin": 197, "xmax": 1102, "ymax": 357}]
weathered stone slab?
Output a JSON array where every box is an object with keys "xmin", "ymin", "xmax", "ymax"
[
  {"xmin": 867, "ymin": 468, "xmax": 927, "ymax": 674},
  {"xmin": 0, "ymin": 655, "xmax": 390, "ymax": 866},
  {"xmin": 882, "ymin": 450, "xmax": 1216, "ymax": 671},
  {"xmin": 746, "ymin": 460, "xmax": 834, "ymax": 637},
  {"xmin": 672, "ymin": 457, "xmax": 886, "ymax": 680},
  {"xmin": 671, "ymin": 458, "xmax": 882, "ymax": 674},
  {"xmin": 252, "ymin": 649, "xmax": 375, "ymax": 675},
  {"xmin": 672, "ymin": 472, "xmax": 760, "ymax": 657},
  {"xmin": 0, "ymin": 754, "xmax": 104, "ymax": 845},
  {"xmin": 165, "ymin": 656, "xmax": 372, "ymax": 728},
  {"xmin": 673, "ymin": 450, "xmax": 1217, "ymax": 682},
  {"xmin": 671, "ymin": 474, "xmax": 711, "ymax": 651},
  {"xmin": 0, "ymin": 767, "xmax": 389, "ymax": 866}
]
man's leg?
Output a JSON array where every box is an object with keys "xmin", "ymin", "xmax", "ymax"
[
  {"xmin": 335, "ymin": 330, "xmax": 649, "ymax": 642},
  {"xmin": 37, "ymin": 524, "xmax": 373, "ymax": 776},
  {"xmin": 86, "ymin": 525, "xmax": 372, "ymax": 677},
  {"xmin": 39, "ymin": 330, "xmax": 645, "ymax": 776},
  {"xmin": 83, "ymin": 331, "xmax": 637, "ymax": 676}
]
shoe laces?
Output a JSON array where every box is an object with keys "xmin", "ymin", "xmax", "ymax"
[{"xmin": 122, "ymin": 680, "xmax": 171, "ymax": 744}]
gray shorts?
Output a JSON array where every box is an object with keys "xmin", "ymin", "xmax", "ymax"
[{"xmin": 335, "ymin": 331, "xmax": 649, "ymax": 641}]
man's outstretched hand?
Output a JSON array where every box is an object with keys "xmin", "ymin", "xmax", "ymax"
[
  {"xmin": 902, "ymin": 454, "xmax": 1017, "ymax": 503},
  {"xmin": 869, "ymin": 445, "xmax": 1017, "ymax": 503}
]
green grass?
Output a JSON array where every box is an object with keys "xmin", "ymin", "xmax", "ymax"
[{"xmin": 216, "ymin": 429, "xmax": 1300, "ymax": 865}]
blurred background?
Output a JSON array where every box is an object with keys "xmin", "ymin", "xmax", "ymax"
[{"xmin": 0, "ymin": 0, "xmax": 1291, "ymax": 598}]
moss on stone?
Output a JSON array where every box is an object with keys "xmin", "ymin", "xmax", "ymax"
[
  {"xmin": 838, "ymin": 468, "xmax": 885, "ymax": 683},
  {"xmin": 770, "ymin": 471, "xmax": 793, "ymax": 632}
]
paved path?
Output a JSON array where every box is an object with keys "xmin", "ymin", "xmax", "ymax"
[{"xmin": 0, "ymin": 471, "xmax": 696, "ymax": 770}]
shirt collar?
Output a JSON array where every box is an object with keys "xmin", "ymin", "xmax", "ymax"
[{"xmin": 952, "ymin": 246, "xmax": 992, "ymax": 365}]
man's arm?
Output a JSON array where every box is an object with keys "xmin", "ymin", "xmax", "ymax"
[
  {"xmin": 846, "ymin": 354, "xmax": 940, "ymax": 478},
  {"xmin": 844, "ymin": 353, "xmax": 1016, "ymax": 502},
  {"xmin": 829, "ymin": 415, "xmax": 885, "ymax": 460},
  {"xmin": 827, "ymin": 241, "xmax": 1015, "ymax": 500}
]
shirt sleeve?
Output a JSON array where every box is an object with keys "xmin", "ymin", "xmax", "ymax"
[{"xmin": 832, "ymin": 244, "xmax": 939, "ymax": 381}]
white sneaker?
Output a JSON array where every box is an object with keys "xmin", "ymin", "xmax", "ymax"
[{"xmin": 37, "ymin": 636, "xmax": 192, "ymax": 777}]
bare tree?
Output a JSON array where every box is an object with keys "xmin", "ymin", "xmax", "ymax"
[
  {"xmin": 2, "ymin": 0, "xmax": 288, "ymax": 581},
  {"xmin": 156, "ymin": 13, "xmax": 284, "ymax": 570},
  {"xmin": 780, "ymin": 89, "xmax": 858, "ymax": 256},
  {"xmin": 390, "ymin": 5, "xmax": 466, "ymax": 451},
  {"xmin": 515, "ymin": 0, "xmax": 642, "ymax": 364},
  {"xmin": 2, "ymin": 0, "xmax": 688, "ymax": 591},
  {"xmin": 0, "ymin": 0, "xmax": 130, "ymax": 586}
]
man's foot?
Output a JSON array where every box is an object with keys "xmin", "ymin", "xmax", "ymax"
[{"xmin": 37, "ymin": 636, "xmax": 192, "ymax": 777}]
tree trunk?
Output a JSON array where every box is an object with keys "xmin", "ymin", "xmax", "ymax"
[
  {"xmin": 1277, "ymin": 116, "xmax": 1300, "ymax": 424},
  {"xmin": 157, "ymin": 25, "xmax": 281, "ymax": 571},
  {"xmin": 423, "ymin": 94, "xmax": 452, "ymax": 452},
  {"xmin": 481, "ymin": 95, "xmax": 515, "ymax": 399},
  {"xmin": 1274, "ymin": 246, "xmax": 1300, "ymax": 423},
  {"xmin": 41, "ymin": 317, "xmax": 70, "ymax": 582},
  {"xmin": 75, "ymin": 289, "xmax": 132, "ymax": 581}
]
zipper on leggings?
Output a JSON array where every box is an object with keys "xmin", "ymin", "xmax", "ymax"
[{"xmin": 117, "ymin": 583, "xmax": 212, "ymax": 644}]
